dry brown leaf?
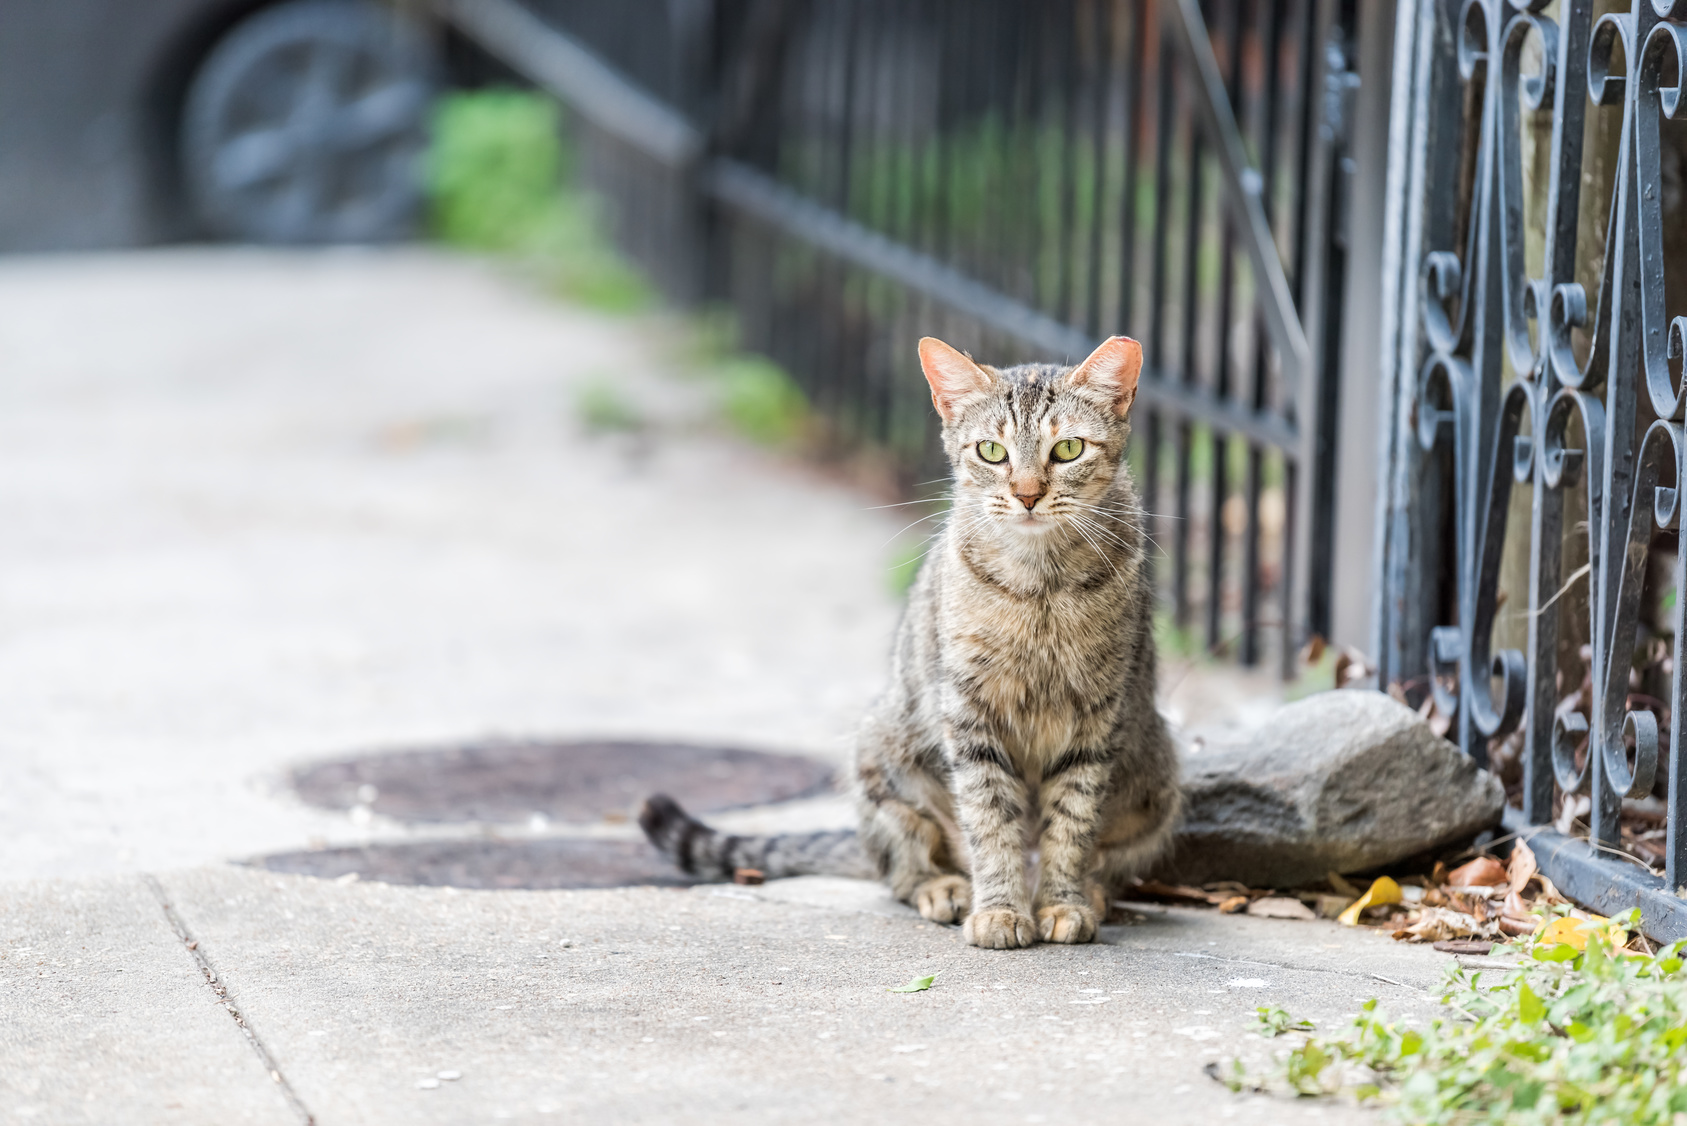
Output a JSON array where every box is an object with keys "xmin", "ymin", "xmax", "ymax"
[
  {"xmin": 1217, "ymin": 895, "xmax": 1249, "ymax": 914},
  {"xmin": 1447, "ymin": 856, "xmax": 1508, "ymax": 888},
  {"xmin": 1506, "ymin": 839, "xmax": 1538, "ymax": 895},
  {"xmin": 1533, "ymin": 873, "xmax": 1569, "ymax": 906},
  {"xmin": 1447, "ymin": 887, "xmax": 1507, "ymax": 904},
  {"xmin": 1202, "ymin": 881, "xmax": 1257, "ymax": 897},
  {"xmin": 1127, "ymin": 880, "xmax": 1227, "ymax": 905},
  {"xmin": 1402, "ymin": 907, "xmax": 1489, "ymax": 942},
  {"xmin": 1246, "ymin": 896, "xmax": 1317, "ymax": 920}
]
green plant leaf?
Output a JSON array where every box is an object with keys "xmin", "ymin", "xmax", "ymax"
[
  {"xmin": 1533, "ymin": 942, "xmax": 1580, "ymax": 963},
  {"xmin": 1248, "ymin": 1004, "xmax": 1315, "ymax": 1037},
  {"xmin": 1224, "ymin": 934, "xmax": 1687, "ymax": 1121},
  {"xmin": 1517, "ymin": 980, "xmax": 1545, "ymax": 1024},
  {"xmin": 887, "ymin": 974, "xmax": 937, "ymax": 993}
]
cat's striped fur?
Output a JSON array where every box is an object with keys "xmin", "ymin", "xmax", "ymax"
[{"xmin": 643, "ymin": 336, "xmax": 1180, "ymax": 947}]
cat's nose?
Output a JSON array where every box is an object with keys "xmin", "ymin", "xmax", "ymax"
[{"xmin": 1011, "ymin": 480, "xmax": 1046, "ymax": 509}]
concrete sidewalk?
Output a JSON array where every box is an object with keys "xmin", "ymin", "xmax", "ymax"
[
  {"xmin": 0, "ymin": 248, "xmax": 1435, "ymax": 1125},
  {"xmin": 8, "ymin": 865, "xmax": 1475, "ymax": 1125}
]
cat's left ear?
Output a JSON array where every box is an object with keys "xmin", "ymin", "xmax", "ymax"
[{"xmin": 1067, "ymin": 335, "xmax": 1143, "ymax": 417}]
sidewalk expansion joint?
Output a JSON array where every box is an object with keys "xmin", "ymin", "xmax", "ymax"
[
  {"xmin": 1169, "ymin": 950, "xmax": 1434, "ymax": 994},
  {"xmin": 143, "ymin": 874, "xmax": 317, "ymax": 1126}
]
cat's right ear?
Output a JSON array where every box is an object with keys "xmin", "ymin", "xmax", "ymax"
[{"xmin": 918, "ymin": 337, "xmax": 995, "ymax": 422}]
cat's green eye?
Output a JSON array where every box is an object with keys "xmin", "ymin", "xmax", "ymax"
[
  {"xmin": 1051, "ymin": 437, "xmax": 1085, "ymax": 462},
  {"xmin": 977, "ymin": 440, "xmax": 1008, "ymax": 463}
]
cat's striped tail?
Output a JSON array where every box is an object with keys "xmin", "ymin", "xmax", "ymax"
[{"xmin": 638, "ymin": 794, "xmax": 874, "ymax": 880}]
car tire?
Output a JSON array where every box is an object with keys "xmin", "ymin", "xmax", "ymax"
[{"xmin": 181, "ymin": 0, "xmax": 436, "ymax": 244}]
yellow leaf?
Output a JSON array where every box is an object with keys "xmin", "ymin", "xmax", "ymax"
[
  {"xmin": 1538, "ymin": 913, "xmax": 1619, "ymax": 951},
  {"xmin": 1337, "ymin": 876, "xmax": 1402, "ymax": 927},
  {"xmin": 1539, "ymin": 916, "xmax": 1585, "ymax": 949}
]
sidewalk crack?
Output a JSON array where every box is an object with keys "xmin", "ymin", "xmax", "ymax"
[{"xmin": 143, "ymin": 874, "xmax": 316, "ymax": 1126}]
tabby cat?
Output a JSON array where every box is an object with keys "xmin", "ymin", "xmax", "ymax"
[{"xmin": 641, "ymin": 335, "xmax": 1181, "ymax": 947}]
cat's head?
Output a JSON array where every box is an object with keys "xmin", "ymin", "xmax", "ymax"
[{"xmin": 918, "ymin": 335, "xmax": 1142, "ymax": 536}]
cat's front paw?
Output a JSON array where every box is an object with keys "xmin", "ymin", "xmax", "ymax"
[
  {"xmin": 913, "ymin": 875, "xmax": 972, "ymax": 924},
  {"xmin": 963, "ymin": 908, "xmax": 1036, "ymax": 949},
  {"xmin": 1036, "ymin": 902, "xmax": 1098, "ymax": 944}
]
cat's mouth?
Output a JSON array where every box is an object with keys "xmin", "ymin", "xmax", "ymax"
[{"xmin": 1007, "ymin": 509, "xmax": 1056, "ymax": 533}]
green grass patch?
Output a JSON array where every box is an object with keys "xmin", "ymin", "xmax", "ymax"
[
  {"xmin": 716, "ymin": 355, "xmax": 809, "ymax": 447},
  {"xmin": 1153, "ymin": 609, "xmax": 1205, "ymax": 662},
  {"xmin": 426, "ymin": 89, "xmax": 650, "ymax": 312},
  {"xmin": 677, "ymin": 307, "xmax": 814, "ymax": 448},
  {"xmin": 574, "ymin": 377, "xmax": 643, "ymax": 433},
  {"xmin": 886, "ymin": 535, "xmax": 933, "ymax": 596},
  {"xmin": 427, "ymin": 94, "xmax": 815, "ymax": 447},
  {"xmin": 1224, "ymin": 915, "xmax": 1687, "ymax": 1124}
]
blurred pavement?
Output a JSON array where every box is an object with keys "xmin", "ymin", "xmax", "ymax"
[{"xmin": 0, "ymin": 248, "xmax": 898, "ymax": 879}]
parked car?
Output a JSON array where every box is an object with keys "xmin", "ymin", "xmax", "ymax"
[{"xmin": 0, "ymin": 0, "xmax": 440, "ymax": 251}]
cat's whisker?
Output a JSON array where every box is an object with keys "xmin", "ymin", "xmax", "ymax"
[
  {"xmin": 863, "ymin": 495, "xmax": 953, "ymax": 511},
  {"xmin": 1062, "ymin": 501, "xmax": 1175, "ymax": 540},
  {"xmin": 1066, "ymin": 512, "xmax": 1133, "ymax": 556},
  {"xmin": 1054, "ymin": 502, "xmax": 1136, "ymax": 536},
  {"xmin": 1058, "ymin": 501, "xmax": 1166, "ymax": 555},
  {"xmin": 1061, "ymin": 498, "xmax": 1142, "ymax": 520},
  {"xmin": 1066, "ymin": 517, "xmax": 1124, "ymax": 583},
  {"xmin": 1063, "ymin": 512, "xmax": 1132, "ymax": 552},
  {"xmin": 1060, "ymin": 494, "xmax": 1164, "ymax": 519},
  {"xmin": 880, "ymin": 508, "xmax": 955, "ymax": 548},
  {"xmin": 949, "ymin": 512, "xmax": 996, "ymax": 556}
]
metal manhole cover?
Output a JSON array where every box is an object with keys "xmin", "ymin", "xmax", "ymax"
[
  {"xmin": 292, "ymin": 739, "xmax": 835, "ymax": 824},
  {"xmin": 252, "ymin": 838, "xmax": 700, "ymax": 890}
]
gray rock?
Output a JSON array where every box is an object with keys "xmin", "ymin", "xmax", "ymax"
[{"xmin": 1152, "ymin": 690, "xmax": 1505, "ymax": 888}]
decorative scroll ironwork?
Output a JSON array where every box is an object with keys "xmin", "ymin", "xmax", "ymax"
[{"xmin": 1397, "ymin": 0, "xmax": 1687, "ymax": 894}]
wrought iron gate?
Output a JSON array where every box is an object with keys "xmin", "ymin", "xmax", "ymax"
[
  {"xmin": 442, "ymin": 0, "xmax": 1368, "ymax": 672},
  {"xmin": 1378, "ymin": 0, "xmax": 1687, "ymax": 935}
]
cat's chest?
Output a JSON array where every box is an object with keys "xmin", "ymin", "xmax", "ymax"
[{"xmin": 939, "ymin": 586, "xmax": 1121, "ymax": 746}]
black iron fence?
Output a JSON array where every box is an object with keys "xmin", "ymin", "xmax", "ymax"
[
  {"xmin": 1378, "ymin": 0, "xmax": 1687, "ymax": 937},
  {"xmin": 441, "ymin": 0, "xmax": 1368, "ymax": 671}
]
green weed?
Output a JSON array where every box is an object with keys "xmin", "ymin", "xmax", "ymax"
[
  {"xmin": 1249, "ymin": 1005, "xmax": 1316, "ymax": 1038},
  {"xmin": 717, "ymin": 355, "xmax": 809, "ymax": 447},
  {"xmin": 1225, "ymin": 916, "xmax": 1687, "ymax": 1124},
  {"xmin": 574, "ymin": 378, "xmax": 643, "ymax": 433},
  {"xmin": 426, "ymin": 89, "xmax": 650, "ymax": 312}
]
